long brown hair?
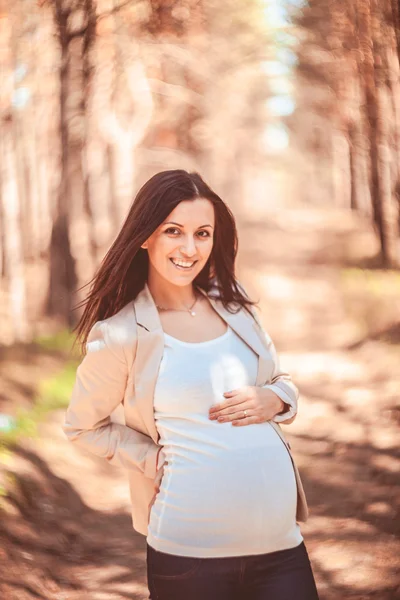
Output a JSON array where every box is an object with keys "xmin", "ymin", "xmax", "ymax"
[{"xmin": 73, "ymin": 169, "xmax": 257, "ymax": 353}]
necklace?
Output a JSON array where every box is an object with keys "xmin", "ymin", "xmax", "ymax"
[{"xmin": 156, "ymin": 294, "xmax": 199, "ymax": 317}]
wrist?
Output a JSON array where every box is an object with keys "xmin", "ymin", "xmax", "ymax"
[{"xmin": 276, "ymin": 396, "xmax": 287, "ymax": 415}]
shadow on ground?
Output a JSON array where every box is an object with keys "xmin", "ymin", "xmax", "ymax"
[
  {"xmin": 0, "ymin": 445, "xmax": 147, "ymax": 600},
  {"xmin": 1, "ymin": 435, "xmax": 399, "ymax": 600}
]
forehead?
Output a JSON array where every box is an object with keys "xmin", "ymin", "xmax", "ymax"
[{"xmin": 164, "ymin": 198, "xmax": 214, "ymax": 225}]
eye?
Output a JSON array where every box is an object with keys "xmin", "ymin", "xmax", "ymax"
[{"xmin": 164, "ymin": 227, "xmax": 211, "ymax": 238}]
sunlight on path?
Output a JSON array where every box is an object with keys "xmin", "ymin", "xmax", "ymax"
[{"xmin": 238, "ymin": 205, "xmax": 399, "ymax": 599}]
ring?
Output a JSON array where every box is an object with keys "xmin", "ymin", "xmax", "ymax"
[{"xmin": 243, "ymin": 410, "xmax": 248, "ymax": 417}]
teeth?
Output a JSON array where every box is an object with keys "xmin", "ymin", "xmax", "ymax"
[{"xmin": 171, "ymin": 258, "xmax": 195, "ymax": 268}]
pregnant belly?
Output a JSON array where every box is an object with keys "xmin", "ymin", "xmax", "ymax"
[{"xmin": 148, "ymin": 429, "xmax": 299, "ymax": 552}]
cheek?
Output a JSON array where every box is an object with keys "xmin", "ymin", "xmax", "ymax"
[
  {"xmin": 147, "ymin": 236, "xmax": 175, "ymax": 263},
  {"xmin": 203, "ymin": 238, "xmax": 214, "ymax": 258}
]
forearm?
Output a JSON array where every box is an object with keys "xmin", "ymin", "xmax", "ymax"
[
  {"xmin": 63, "ymin": 318, "xmax": 161, "ymax": 480},
  {"xmin": 63, "ymin": 417, "xmax": 161, "ymax": 478},
  {"xmin": 236, "ymin": 279, "xmax": 299, "ymax": 425}
]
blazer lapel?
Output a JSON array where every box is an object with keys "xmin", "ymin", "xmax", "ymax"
[{"xmin": 133, "ymin": 283, "xmax": 273, "ymax": 443}]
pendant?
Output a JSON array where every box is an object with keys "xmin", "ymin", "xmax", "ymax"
[{"xmin": 190, "ymin": 311, "xmax": 196, "ymax": 316}]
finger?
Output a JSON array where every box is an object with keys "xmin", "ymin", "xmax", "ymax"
[
  {"xmin": 216, "ymin": 408, "xmax": 254, "ymax": 422},
  {"xmin": 210, "ymin": 400, "xmax": 250, "ymax": 419},
  {"xmin": 223, "ymin": 388, "xmax": 242, "ymax": 398},
  {"xmin": 209, "ymin": 399, "xmax": 243, "ymax": 414},
  {"xmin": 209, "ymin": 388, "xmax": 245, "ymax": 412},
  {"xmin": 232, "ymin": 415, "xmax": 261, "ymax": 427},
  {"xmin": 213, "ymin": 402, "xmax": 255, "ymax": 420},
  {"xmin": 209, "ymin": 393, "xmax": 247, "ymax": 415},
  {"xmin": 154, "ymin": 469, "xmax": 163, "ymax": 488}
]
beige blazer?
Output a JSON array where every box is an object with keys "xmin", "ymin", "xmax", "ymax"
[{"xmin": 63, "ymin": 282, "xmax": 309, "ymax": 536}]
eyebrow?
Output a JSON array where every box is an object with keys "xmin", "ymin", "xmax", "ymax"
[{"xmin": 164, "ymin": 221, "xmax": 214, "ymax": 229}]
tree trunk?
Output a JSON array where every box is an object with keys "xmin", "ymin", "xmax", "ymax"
[
  {"xmin": 375, "ymin": 84, "xmax": 399, "ymax": 266},
  {"xmin": 47, "ymin": 0, "xmax": 97, "ymax": 324},
  {"xmin": 374, "ymin": 1, "xmax": 400, "ymax": 266},
  {"xmin": 385, "ymin": 6, "xmax": 400, "ymax": 262},
  {"xmin": 357, "ymin": 0, "xmax": 386, "ymax": 259},
  {"xmin": 47, "ymin": 24, "xmax": 77, "ymax": 324},
  {"xmin": 97, "ymin": 2, "xmax": 153, "ymax": 226},
  {"xmin": 1, "ymin": 115, "xmax": 29, "ymax": 342}
]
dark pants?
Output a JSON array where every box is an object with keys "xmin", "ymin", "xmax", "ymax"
[{"xmin": 147, "ymin": 541, "xmax": 319, "ymax": 600}]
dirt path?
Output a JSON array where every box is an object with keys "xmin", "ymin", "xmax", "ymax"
[
  {"xmin": 1, "ymin": 206, "xmax": 399, "ymax": 599},
  {"xmin": 239, "ymin": 206, "xmax": 400, "ymax": 599}
]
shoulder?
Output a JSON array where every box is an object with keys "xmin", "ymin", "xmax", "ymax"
[
  {"xmin": 86, "ymin": 301, "xmax": 137, "ymax": 364},
  {"xmin": 101, "ymin": 300, "xmax": 136, "ymax": 332},
  {"xmin": 234, "ymin": 280, "xmax": 267, "ymax": 332}
]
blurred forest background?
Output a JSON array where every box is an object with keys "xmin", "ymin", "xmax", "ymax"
[{"xmin": 0, "ymin": 1, "xmax": 399, "ymax": 599}]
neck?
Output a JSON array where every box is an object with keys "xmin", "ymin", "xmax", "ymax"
[{"xmin": 146, "ymin": 272, "xmax": 197, "ymax": 309}]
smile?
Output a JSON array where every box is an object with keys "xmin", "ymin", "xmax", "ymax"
[{"xmin": 170, "ymin": 258, "xmax": 198, "ymax": 270}]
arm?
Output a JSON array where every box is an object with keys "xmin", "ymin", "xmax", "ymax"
[
  {"xmin": 63, "ymin": 320, "xmax": 161, "ymax": 479},
  {"xmin": 246, "ymin": 297, "xmax": 299, "ymax": 425},
  {"xmin": 261, "ymin": 334, "xmax": 298, "ymax": 425}
]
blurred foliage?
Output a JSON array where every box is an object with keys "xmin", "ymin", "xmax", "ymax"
[
  {"xmin": 0, "ymin": 332, "xmax": 79, "ymax": 454},
  {"xmin": 34, "ymin": 328, "xmax": 80, "ymax": 357}
]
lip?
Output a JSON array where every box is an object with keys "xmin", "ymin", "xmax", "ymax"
[{"xmin": 170, "ymin": 258, "xmax": 198, "ymax": 261}]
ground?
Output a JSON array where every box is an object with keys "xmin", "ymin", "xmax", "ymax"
[{"xmin": 0, "ymin": 205, "xmax": 399, "ymax": 599}]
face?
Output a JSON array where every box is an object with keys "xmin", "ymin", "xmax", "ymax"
[{"xmin": 141, "ymin": 198, "xmax": 215, "ymax": 287}]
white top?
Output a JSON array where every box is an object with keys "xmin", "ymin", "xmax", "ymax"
[{"xmin": 147, "ymin": 325, "xmax": 303, "ymax": 557}]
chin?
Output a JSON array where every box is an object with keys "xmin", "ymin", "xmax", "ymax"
[
  {"xmin": 158, "ymin": 270, "xmax": 198, "ymax": 287},
  {"xmin": 170, "ymin": 275, "xmax": 198, "ymax": 286}
]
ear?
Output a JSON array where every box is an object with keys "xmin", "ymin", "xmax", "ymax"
[{"xmin": 141, "ymin": 242, "xmax": 148, "ymax": 249}]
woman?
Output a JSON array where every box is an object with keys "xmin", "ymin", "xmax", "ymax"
[{"xmin": 63, "ymin": 169, "xmax": 319, "ymax": 600}]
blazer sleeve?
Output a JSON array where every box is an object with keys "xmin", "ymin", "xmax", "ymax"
[
  {"xmin": 237, "ymin": 280, "xmax": 299, "ymax": 425},
  {"xmin": 261, "ymin": 332, "xmax": 299, "ymax": 425},
  {"xmin": 62, "ymin": 319, "xmax": 161, "ymax": 479}
]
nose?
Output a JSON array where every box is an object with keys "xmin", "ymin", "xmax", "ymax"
[{"xmin": 180, "ymin": 235, "xmax": 197, "ymax": 257}]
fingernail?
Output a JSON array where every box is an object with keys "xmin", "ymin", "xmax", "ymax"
[{"xmin": 218, "ymin": 417, "xmax": 225, "ymax": 422}]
